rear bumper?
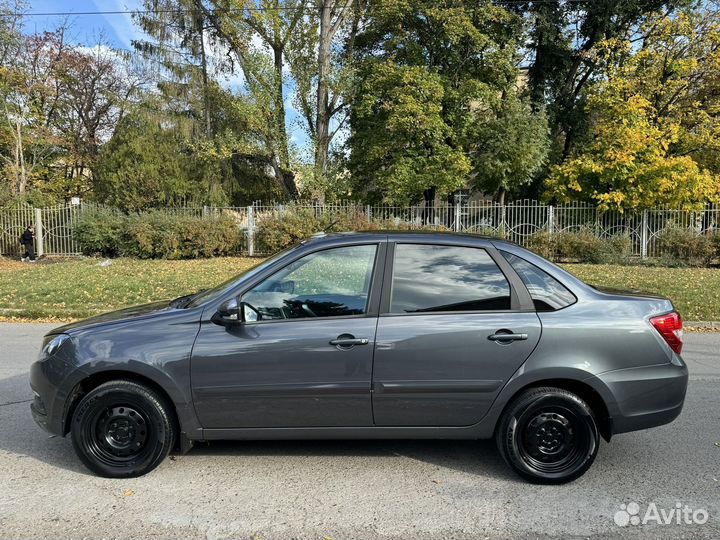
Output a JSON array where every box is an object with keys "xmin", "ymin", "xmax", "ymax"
[{"xmin": 596, "ymin": 359, "xmax": 688, "ymax": 435}]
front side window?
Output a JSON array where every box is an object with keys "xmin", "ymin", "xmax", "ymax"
[
  {"xmin": 501, "ymin": 251, "xmax": 576, "ymax": 312},
  {"xmin": 242, "ymin": 245, "xmax": 377, "ymax": 320},
  {"xmin": 390, "ymin": 244, "xmax": 511, "ymax": 313}
]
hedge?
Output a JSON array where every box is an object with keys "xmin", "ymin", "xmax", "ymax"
[{"xmin": 74, "ymin": 208, "xmax": 242, "ymax": 259}]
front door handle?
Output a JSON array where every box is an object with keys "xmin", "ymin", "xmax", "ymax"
[
  {"xmin": 329, "ymin": 335, "xmax": 369, "ymax": 349},
  {"xmin": 488, "ymin": 331, "xmax": 528, "ymax": 342}
]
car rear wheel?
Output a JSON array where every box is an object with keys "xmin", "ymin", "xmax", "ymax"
[
  {"xmin": 70, "ymin": 380, "xmax": 175, "ymax": 478},
  {"xmin": 496, "ymin": 386, "xmax": 599, "ymax": 484}
]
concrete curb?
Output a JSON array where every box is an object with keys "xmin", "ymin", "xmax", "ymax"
[{"xmin": 685, "ymin": 321, "xmax": 720, "ymax": 329}]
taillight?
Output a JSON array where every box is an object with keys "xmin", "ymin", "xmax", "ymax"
[{"xmin": 650, "ymin": 312, "xmax": 683, "ymax": 354}]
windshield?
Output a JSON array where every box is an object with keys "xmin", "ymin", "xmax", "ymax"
[{"xmin": 185, "ymin": 246, "xmax": 296, "ymax": 308}]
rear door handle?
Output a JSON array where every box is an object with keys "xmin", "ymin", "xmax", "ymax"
[{"xmin": 488, "ymin": 332, "xmax": 528, "ymax": 342}]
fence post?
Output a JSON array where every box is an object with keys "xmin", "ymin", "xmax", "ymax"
[
  {"xmin": 454, "ymin": 200, "xmax": 462, "ymax": 232},
  {"xmin": 34, "ymin": 207, "xmax": 44, "ymax": 257},
  {"xmin": 547, "ymin": 205, "xmax": 554, "ymax": 236},
  {"xmin": 246, "ymin": 206, "xmax": 255, "ymax": 257},
  {"xmin": 366, "ymin": 204, "xmax": 372, "ymax": 224},
  {"xmin": 641, "ymin": 209, "xmax": 648, "ymax": 259}
]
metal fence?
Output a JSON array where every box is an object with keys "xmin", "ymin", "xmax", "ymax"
[{"xmin": 1, "ymin": 200, "xmax": 718, "ymax": 258}]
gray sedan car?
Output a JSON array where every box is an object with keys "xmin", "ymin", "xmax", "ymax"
[{"xmin": 30, "ymin": 232, "xmax": 688, "ymax": 483}]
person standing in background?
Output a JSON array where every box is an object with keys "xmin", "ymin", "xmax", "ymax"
[{"xmin": 20, "ymin": 225, "xmax": 37, "ymax": 262}]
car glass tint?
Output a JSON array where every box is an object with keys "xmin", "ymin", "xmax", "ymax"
[
  {"xmin": 390, "ymin": 244, "xmax": 511, "ymax": 313},
  {"xmin": 501, "ymin": 251, "xmax": 576, "ymax": 311},
  {"xmin": 242, "ymin": 244, "xmax": 377, "ymax": 320}
]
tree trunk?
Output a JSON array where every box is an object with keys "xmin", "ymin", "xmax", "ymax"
[
  {"xmin": 314, "ymin": 0, "xmax": 333, "ymax": 181},
  {"xmin": 16, "ymin": 118, "xmax": 26, "ymax": 195},
  {"xmin": 272, "ymin": 44, "xmax": 296, "ymax": 198},
  {"xmin": 198, "ymin": 18, "xmax": 212, "ymax": 139},
  {"xmin": 423, "ymin": 187, "xmax": 436, "ymax": 225}
]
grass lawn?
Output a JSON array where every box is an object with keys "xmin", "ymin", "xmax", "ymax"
[{"xmin": 0, "ymin": 256, "xmax": 717, "ymax": 322}]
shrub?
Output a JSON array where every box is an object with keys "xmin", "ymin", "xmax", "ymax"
[
  {"xmin": 74, "ymin": 209, "xmax": 242, "ymax": 259},
  {"xmin": 255, "ymin": 206, "xmax": 456, "ymax": 252},
  {"xmin": 525, "ymin": 231, "xmax": 554, "ymax": 260},
  {"xmin": 255, "ymin": 208, "xmax": 326, "ymax": 253},
  {"xmin": 657, "ymin": 227, "xmax": 714, "ymax": 266},
  {"xmin": 122, "ymin": 211, "xmax": 242, "ymax": 259},
  {"xmin": 73, "ymin": 208, "xmax": 127, "ymax": 257},
  {"xmin": 553, "ymin": 228, "xmax": 606, "ymax": 262},
  {"xmin": 526, "ymin": 229, "xmax": 632, "ymax": 264},
  {"xmin": 711, "ymin": 233, "xmax": 720, "ymax": 260}
]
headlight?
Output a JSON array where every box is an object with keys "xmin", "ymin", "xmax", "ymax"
[{"xmin": 40, "ymin": 333, "xmax": 71, "ymax": 357}]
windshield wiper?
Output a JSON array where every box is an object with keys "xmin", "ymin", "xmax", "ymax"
[{"xmin": 170, "ymin": 289, "xmax": 208, "ymax": 309}]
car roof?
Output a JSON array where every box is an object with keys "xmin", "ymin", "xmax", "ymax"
[{"xmin": 303, "ymin": 230, "xmax": 515, "ymax": 245}]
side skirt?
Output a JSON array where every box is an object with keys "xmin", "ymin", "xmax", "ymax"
[{"xmin": 196, "ymin": 425, "xmax": 491, "ymax": 441}]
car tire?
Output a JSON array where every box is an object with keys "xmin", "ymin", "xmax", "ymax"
[
  {"xmin": 496, "ymin": 386, "xmax": 599, "ymax": 484},
  {"xmin": 70, "ymin": 380, "xmax": 175, "ymax": 478}
]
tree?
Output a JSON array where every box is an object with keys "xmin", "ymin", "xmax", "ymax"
[
  {"xmin": 348, "ymin": 0, "xmax": 547, "ymax": 204},
  {"xmin": 194, "ymin": 0, "xmax": 308, "ymax": 198},
  {"xmin": 287, "ymin": 0, "xmax": 358, "ymax": 186},
  {"xmin": 348, "ymin": 61, "xmax": 471, "ymax": 204},
  {"xmin": 517, "ymin": 0, "xmax": 686, "ymax": 169},
  {"xmin": 466, "ymin": 96, "xmax": 549, "ymax": 204},
  {"xmin": 546, "ymin": 8, "xmax": 720, "ymax": 211},
  {"xmin": 93, "ymin": 111, "xmax": 195, "ymax": 211},
  {"xmin": 134, "ymin": 0, "xmax": 216, "ymax": 139}
]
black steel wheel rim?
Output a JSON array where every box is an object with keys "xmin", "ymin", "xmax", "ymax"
[
  {"xmin": 516, "ymin": 405, "xmax": 592, "ymax": 476},
  {"xmin": 83, "ymin": 402, "xmax": 154, "ymax": 465}
]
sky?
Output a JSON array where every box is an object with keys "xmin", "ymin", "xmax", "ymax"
[
  {"xmin": 25, "ymin": 0, "xmax": 145, "ymax": 50},
  {"xmin": 24, "ymin": 0, "xmax": 311, "ymax": 156}
]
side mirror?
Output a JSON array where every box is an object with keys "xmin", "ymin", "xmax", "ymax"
[
  {"xmin": 212, "ymin": 297, "xmax": 240, "ymax": 326},
  {"xmin": 212, "ymin": 297, "xmax": 261, "ymax": 327}
]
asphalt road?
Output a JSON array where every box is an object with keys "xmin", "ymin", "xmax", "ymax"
[{"xmin": 0, "ymin": 323, "xmax": 718, "ymax": 539}]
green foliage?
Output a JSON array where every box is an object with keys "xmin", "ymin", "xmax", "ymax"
[
  {"xmin": 349, "ymin": 0, "xmax": 548, "ymax": 204},
  {"xmin": 93, "ymin": 113, "xmax": 197, "ymax": 211},
  {"xmin": 122, "ymin": 212, "xmax": 242, "ymax": 260},
  {"xmin": 74, "ymin": 208, "xmax": 243, "ymax": 259},
  {"xmin": 255, "ymin": 206, "xmax": 451, "ymax": 252},
  {"xmin": 467, "ymin": 98, "xmax": 550, "ymax": 199},
  {"xmin": 546, "ymin": 9, "xmax": 720, "ymax": 211},
  {"xmin": 524, "ymin": 0, "xmax": 682, "ymax": 169},
  {"xmin": 526, "ymin": 229, "xmax": 632, "ymax": 264},
  {"xmin": 255, "ymin": 208, "xmax": 380, "ymax": 253},
  {"xmin": 348, "ymin": 61, "xmax": 471, "ymax": 203},
  {"xmin": 657, "ymin": 227, "xmax": 715, "ymax": 267},
  {"xmin": 73, "ymin": 208, "xmax": 127, "ymax": 257}
]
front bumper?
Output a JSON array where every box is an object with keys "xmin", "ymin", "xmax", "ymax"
[
  {"xmin": 29, "ymin": 356, "xmax": 86, "ymax": 436},
  {"xmin": 596, "ymin": 359, "xmax": 689, "ymax": 435}
]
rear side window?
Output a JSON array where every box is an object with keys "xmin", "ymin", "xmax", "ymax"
[
  {"xmin": 390, "ymin": 244, "xmax": 511, "ymax": 313},
  {"xmin": 501, "ymin": 251, "xmax": 576, "ymax": 312}
]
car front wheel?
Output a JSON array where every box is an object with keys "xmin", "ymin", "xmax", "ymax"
[
  {"xmin": 496, "ymin": 386, "xmax": 599, "ymax": 484},
  {"xmin": 70, "ymin": 380, "xmax": 175, "ymax": 478}
]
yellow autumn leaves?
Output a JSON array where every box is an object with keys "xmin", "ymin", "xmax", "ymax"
[{"xmin": 547, "ymin": 11, "xmax": 720, "ymax": 212}]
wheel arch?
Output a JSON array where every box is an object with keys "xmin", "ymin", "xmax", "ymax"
[
  {"xmin": 483, "ymin": 369, "xmax": 618, "ymax": 443},
  {"xmin": 501, "ymin": 378, "xmax": 613, "ymax": 442},
  {"xmin": 63, "ymin": 369, "xmax": 185, "ymax": 440}
]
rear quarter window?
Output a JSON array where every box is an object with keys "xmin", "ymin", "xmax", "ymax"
[{"xmin": 501, "ymin": 251, "xmax": 576, "ymax": 312}]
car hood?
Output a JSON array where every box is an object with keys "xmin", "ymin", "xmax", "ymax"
[{"xmin": 48, "ymin": 300, "xmax": 176, "ymax": 335}]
